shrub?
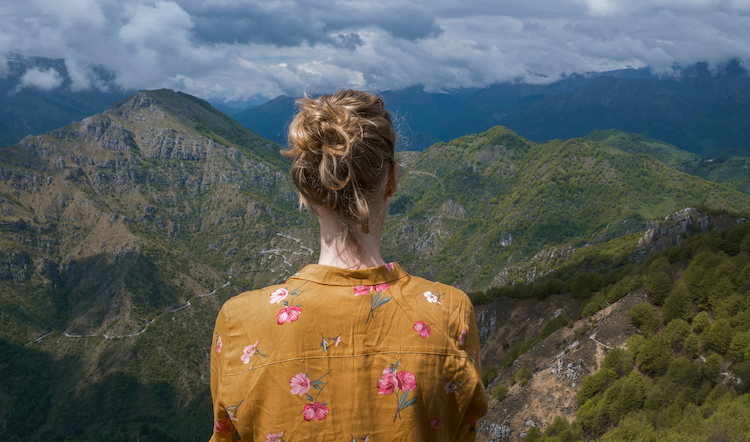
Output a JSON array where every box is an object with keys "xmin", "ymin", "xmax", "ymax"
[
  {"xmin": 630, "ymin": 302, "xmax": 659, "ymax": 336},
  {"xmin": 601, "ymin": 348, "xmax": 634, "ymax": 378},
  {"xmin": 481, "ymin": 365, "xmax": 499, "ymax": 386},
  {"xmin": 490, "ymin": 384, "xmax": 508, "ymax": 401},
  {"xmin": 577, "ymin": 368, "xmax": 617, "ymax": 405},
  {"xmin": 516, "ymin": 366, "xmax": 533, "ymax": 387},
  {"xmin": 663, "ymin": 285, "xmax": 692, "ymax": 324}
]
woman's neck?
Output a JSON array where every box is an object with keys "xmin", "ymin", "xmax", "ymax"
[{"xmin": 316, "ymin": 210, "xmax": 386, "ymax": 270}]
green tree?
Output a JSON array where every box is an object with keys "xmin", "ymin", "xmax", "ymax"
[
  {"xmin": 664, "ymin": 319, "xmax": 692, "ymax": 353},
  {"xmin": 663, "ymin": 286, "xmax": 692, "ymax": 324},
  {"xmin": 692, "ymin": 311, "xmax": 711, "ymax": 334},
  {"xmin": 707, "ymin": 319, "xmax": 733, "ymax": 354},
  {"xmin": 683, "ymin": 334, "xmax": 700, "ymax": 358},
  {"xmin": 649, "ymin": 272, "xmax": 672, "ymax": 305},
  {"xmin": 602, "ymin": 348, "xmax": 635, "ymax": 378},
  {"xmin": 637, "ymin": 335, "xmax": 672, "ymax": 376},
  {"xmin": 631, "ymin": 302, "xmax": 660, "ymax": 336},
  {"xmin": 701, "ymin": 353, "xmax": 723, "ymax": 380}
]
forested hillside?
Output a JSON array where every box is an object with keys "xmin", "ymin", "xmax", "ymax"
[{"xmin": 471, "ymin": 210, "xmax": 750, "ymax": 441}]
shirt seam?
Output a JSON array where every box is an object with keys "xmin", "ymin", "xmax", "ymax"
[{"xmin": 224, "ymin": 350, "xmax": 472, "ymax": 376}]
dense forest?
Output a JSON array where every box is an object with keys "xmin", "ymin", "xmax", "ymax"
[{"xmin": 475, "ymin": 211, "xmax": 750, "ymax": 441}]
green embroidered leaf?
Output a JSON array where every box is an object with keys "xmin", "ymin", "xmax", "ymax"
[
  {"xmin": 320, "ymin": 337, "xmax": 328, "ymax": 352},
  {"xmin": 398, "ymin": 391, "xmax": 408, "ymax": 409},
  {"xmin": 372, "ymin": 292, "xmax": 382, "ymax": 308},
  {"xmin": 283, "ymin": 301, "xmax": 288, "ymax": 306},
  {"xmin": 402, "ymin": 397, "xmax": 418, "ymax": 409},
  {"xmin": 312, "ymin": 380, "xmax": 324, "ymax": 385},
  {"xmin": 375, "ymin": 297, "xmax": 392, "ymax": 308},
  {"xmin": 313, "ymin": 384, "xmax": 322, "ymax": 390},
  {"xmin": 306, "ymin": 394, "xmax": 314, "ymax": 402}
]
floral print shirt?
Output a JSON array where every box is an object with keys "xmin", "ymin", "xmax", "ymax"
[{"xmin": 209, "ymin": 263, "xmax": 487, "ymax": 441}]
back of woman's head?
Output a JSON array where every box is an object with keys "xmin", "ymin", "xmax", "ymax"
[{"xmin": 284, "ymin": 89, "xmax": 397, "ymax": 234}]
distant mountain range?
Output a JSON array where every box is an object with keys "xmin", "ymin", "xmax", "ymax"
[
  {"xmin": 0, "ymin": 53, "xmax": 131, "ymax": 148},
  {"xmin": 235, "ymin": 61, "xmax": 750, "ymax": 157},
  {"xmin": 3, "ymin": 55, "xmax": 749, "ymax": 158}
]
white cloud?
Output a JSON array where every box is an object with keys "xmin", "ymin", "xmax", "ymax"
[
  {"xmin": 1, "ymin": 0, "xmax": 749, "ymax": 99},
  {"xmin": 16, "ymin": 67, "xmax": 63, "ymax": 91}
]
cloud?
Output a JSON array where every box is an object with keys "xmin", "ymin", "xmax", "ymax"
[
  {"xmin": 16, "ymin": 67, "xmax": 63, "ymax": 91},
  {"xmin": 0, "ymin": 0, "xmax": 749, "ymax": 100}
]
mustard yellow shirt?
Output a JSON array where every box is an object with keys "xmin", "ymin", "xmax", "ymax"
[{"xmin": 209, "ymin": 263, "xmax": 487, "ymax": 441}]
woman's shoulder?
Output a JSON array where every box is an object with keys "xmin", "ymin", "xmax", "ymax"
[
  {"xmin": 221, "ymin": 283, "xmax": 287, "ymax": 312},
  {"xmin": 399, "ymin": 274, "xmax": 471, "ymax": 306}
]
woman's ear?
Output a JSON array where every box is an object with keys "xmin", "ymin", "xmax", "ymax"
[{"xmin": 385, "ymin": 162, "xmax": 398, "ymax": 198}]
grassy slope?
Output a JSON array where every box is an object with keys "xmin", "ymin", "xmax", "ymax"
[{"xmin": 385, "ymin": 126, "xmax": 750, "ymax": 291}]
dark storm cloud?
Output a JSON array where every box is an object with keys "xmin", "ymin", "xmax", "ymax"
[{"xmin": 182, "ymin": 0, "xmax": 442, "ymax": 46}]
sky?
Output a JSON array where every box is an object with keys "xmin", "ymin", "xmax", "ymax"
[{"xmin": 1, "ymin": 0, "xmax": 749, "ymax": 102}]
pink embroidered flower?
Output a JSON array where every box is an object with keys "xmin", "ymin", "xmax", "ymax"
[
  {"xmin": 373, "ymin": 283, "xmax": 390, "ymax": 293},
  {"xmin": 423, "ymin": 291, "xmax": 442, "ymax": 305},
  {"xmin": 266, "ymin": 431, "xmax": 285, "ymax": 442},
  {"xmin": 240, "ymin": 340, "xmax": 259, "ymax": 364},
  {"xmin": 377, "ymin": 367, "xmax": 399, "ymax": 395},
  {"xmin": 385, "ymin": 262, "xmax": 395, "ymax": 271},
  {"xmin": 290, "ymin": 373, "xmax": 311, "ymax": 396},
  {"xmin": 429, "ymin": 417, "xmax": 441, "ymax": 431},
  {"xmin": 269, "ymin": 288, "xmax": 288, "ymax": 304},
  {"xmin": 413, "ymin": 321, "xmax": 431, "ymax": 338},
  {"xmin": 445, "ymin": 381, "xmax": 459, "ymax": 395},
  {"xmin": 214, "ymin": 417, "xmax": 232, "ymax": 433},
  {"xmin": 216, "ymin": 335, "xmax": 222, "ymax": 353},
  {"xmin": 354, "ymin": 285, "xmax": 372, "ymax": 296},
  {"xmin": 302, "ymin": 402, "xmax": 329, "ymax": 421},
  {"xmin": 334, "ymin": 334, "xmax": 342, "ymax": 347},
  {"xmin": 458, "ymin": 329, "xmax": 467, "ymax": 346},
  {"xmin": 276, "ymin": 305, "xmax": 302, "ymax": 324},
  {"xmin": 397, "ymin": 370, "xmax": 417, "ymax": 392}
]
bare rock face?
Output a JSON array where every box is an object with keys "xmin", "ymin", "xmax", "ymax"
[{"xmin": 476, "ymin": 291, "xmax": 646, "ymax": 441}]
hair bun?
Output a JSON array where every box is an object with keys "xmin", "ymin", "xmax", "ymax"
[{"xmin": 283, "ymin": 90, "xmax": 396, "ymax": 233}]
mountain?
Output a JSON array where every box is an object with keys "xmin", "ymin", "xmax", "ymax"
[
  {"xmin": 230, "ymin": 67, "xmax": 660, "ymax": 150},
  {"xmin": 494, "ymin": 61, "xmax": 750, "ymax": 156},
  {"xmin": 230, "ymin": 61, "xmax": 750, "ymax": 156},
  {"xmin": 472, "ymin": 209, "xmax": 750, "ymax": 441},
  {"xmin": 3, "ymin": 92, "xmax": 750, "ymax": 441},
  {"xmin": 0, "ymin": 53, "xmax": 131, "ymax": 148},
  {"xmin": 384, "ymin": 126, "xmax": 750, "ymax": 291},
  {"xmin": 586, "ymin": 129, "xmax": 750, "ymax": 195},
  {"xmin": 232, "ymin": 95, "xmax": 296, "ymax": 145},
  {"xmin": 0, "ymin": 88, "xmax": 322, "ymax": 441}
]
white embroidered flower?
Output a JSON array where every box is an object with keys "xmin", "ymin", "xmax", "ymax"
[{"xmin": 423, "ymin": 291, "xmax": 442, "ymax": 305}]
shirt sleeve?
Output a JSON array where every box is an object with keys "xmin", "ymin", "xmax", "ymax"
[
  {"xmin": 455, "ymin": 297, "xmax": 489, "ymax": 441},
  {"xmin": 209, "ymin": 304, "xmax": 242, "ymax": 442}
]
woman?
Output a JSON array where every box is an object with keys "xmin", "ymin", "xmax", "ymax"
[{"xmin": 209, "ymin": 89, "xmax": 487, "ymax": 441}]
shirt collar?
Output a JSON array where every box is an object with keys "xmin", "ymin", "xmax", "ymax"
[{"xmin": 287, "ymin": 262, "xmax": 409, "ymax": 286}]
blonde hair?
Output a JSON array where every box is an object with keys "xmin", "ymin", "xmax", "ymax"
[{"xmin": 283, "ymin": 89, "xmax": 397, "ymax": 234}]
